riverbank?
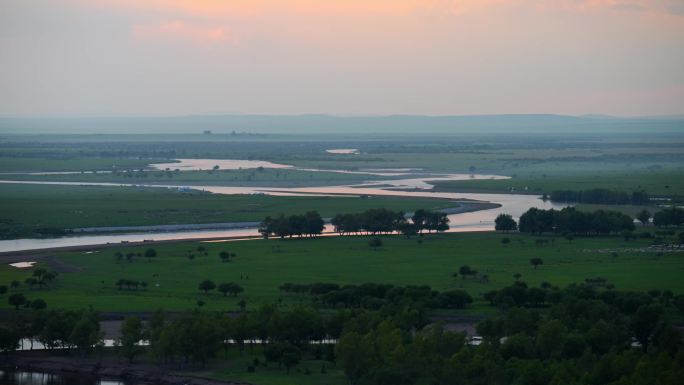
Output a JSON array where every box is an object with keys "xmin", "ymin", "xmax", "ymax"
[
  {"xmin": 0, "ymin": 233, "xmax": 263, "ymax": 258},
  {"xmin": 0, "ymin": 197, "xmax": 514, "ymax": 253},
  {"xmin": 67, "ymin": 202, "xmax": 497, "ymax": 234},
  {"xmin": 2, "ymin": 353, "xmax": 252, "ymax": 385}
]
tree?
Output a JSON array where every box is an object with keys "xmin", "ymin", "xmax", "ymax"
[
  {"xmin": 258, "ymin": 216, "xmax": 273, "ymax": 239},
  {"xmin": 8, "ymin": 293, "xmax": 26, "ymax": 309},
  {"xmin": 218, "ymin": 282, "xmax": 231, "ymax": 296},
  {"xmin": 336, "ymin": 331, "xmax": 373, "ymax": 385},
  {"xmin": 438, "ymin": 290, "xmax": 473, "ymax": 309},
  {"xmin": 459, "ymin": 265, "xmax": 473, "ymax": 280},
  {"xmin": 653, "ymin": 207, "xmax": 684, "ymax": 227},
  {"xmin": 25, "ymin": 277, "xmax": 38, "ymax": 290},
  {"xmin": 536, "ymin": 319, "xmax": 567, "ymax": 358},
  {"xmin": 412, "ymin": 209, "xmax": 428, "ymax": 233},
  {"xmin": 530, "ymin": 258, "xmax": 543, "ymax": 269},
  {"xmin": 198, "ymin": 280, "xmax": 216, "ymax": 294},
  {"xmin": 281, "ymin": 345, "xmax": 302, "ymax": 374},
  {"xmin": 230, "ymin": 283, "xmax": 244, "ymax": 297},
  {"xmin": 40, "ymin": 271, "xmax": 58, "ymax": 287},
  {"xmin": 119, "ymin": 316, "xmax": 144, "ymax": 363},
  {"xmin": 218, "ymin": 282, "xmax": 243, "ymax": 297},
  {"xmin": 304, "ymin": 211, "xmax": 325, "ymax": 237},
  {"xmin": 219, "ymin": 251, "xmax": 232, "ymax": 262},
  {"xmin": 69, "ymin": 311, "xmax": 103, "ymax": 356},
  {"xmin": 30, "ymin": 298, "xmax": 47, "ymax": 310},
  {"xmin": 484, "ymin": 290, "xmax": 499, "ymax": 306},
  {"xmin": 495, "ymin": 214, "xmax": 518, "ymax": 232},
  {"xmin": 144, "ymin": 248, "xmax": 157, "ymax": 262},
  {"xmin": 636, "ymin": 210, "xmax": 651, "ymax": 226},
  {"xmin": 631, "ymin": 304, "xmax": 664, "ymax": 351},
  {"xmin": 398, "ymin": 222, "xmax": 418, "ymax": 238},
  {"xmin": 0, "ymin": 326, "xmax": 19, "ymax": 354}
]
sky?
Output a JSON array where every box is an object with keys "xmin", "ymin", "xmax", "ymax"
[{"xmin": 0, "ymin": 0, "xmax": 683, "ymax": 117}]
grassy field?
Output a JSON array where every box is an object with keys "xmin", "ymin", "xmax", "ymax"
[
  {"xmin": 0, "ymin": 167, "xmax": 387, "ymax": 187},
  {"xmin": 0, "ymin": 184, "xmax": 455, "ymax": 237},
  {"xmin": 433, "ymin": 168, "xmax": 684, "ymax": 197},
  {"xmin": 2, "ymin": 232, "xmax": 681, "ymax": 312},
  {"xmin": 3, "ymin": 134, "xmax": 682, "ymax": 196},
  {"xmin": 0, "ymin": 157, "xmax": 158, "ymax": 173}
]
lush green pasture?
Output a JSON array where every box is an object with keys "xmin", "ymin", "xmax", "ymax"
[
  {"xmin": 0, "ymin": 184, "xmax": 454, "ymax": 237},
  {"xmin": 2, "ymin": 232, "xmax": 681, "ymax": 312},
  {"xmin": 433, "ymin": 168, "xmax": 684, "ymax": 197}
]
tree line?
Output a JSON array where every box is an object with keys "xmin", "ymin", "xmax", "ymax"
[
  {"xmin": 335, "ymin": 284, "xmax": 684, "ymax": 385},
  {"xmin": 258, "ymin": 208, "xmax": 450, "ymax": 239},
  {"xmin": 550, "ymin": 189, "xmax": 650, "ymax": 205},
  {"xmin": 518, "ymin": 207, "xmax": 635, "ymax": 235},
  {"xmin": 258, "ymin": 211, "xmax": 325, "ymax": 238},
  {"xmin": 653, "ymin": 207, "xmax": 684, "ymax": 227},
  {"xmin": 497, "ymin": 207, "xmax": 684, "ymax": 236},
  {"xmin": 331, "ymin": 208, "xmax": 449, "ymax": 236},
  {"xmin": 279, "ymin": 282, "xmax": 473, "ymax": 310},
  {"xmin": 1, "ymin": 282, "xmax": 682, "ymax": 384}
]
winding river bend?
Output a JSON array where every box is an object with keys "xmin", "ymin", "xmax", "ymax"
[{"xmin": 0, "ymin": 160, "xmax": 567, "ymax": 253}]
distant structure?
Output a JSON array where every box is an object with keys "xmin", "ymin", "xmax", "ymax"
[{"xmin": 203, "ymin": 130, "xmax": 212, "ymax": 135}]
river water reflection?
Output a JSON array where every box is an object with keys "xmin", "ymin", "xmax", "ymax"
[{"xmin": 0, "ymin": 371, "xmax": 126, "ymax": 385}]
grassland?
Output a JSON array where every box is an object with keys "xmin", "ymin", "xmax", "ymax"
[
  {"xmin": 3, "ymin": 133, "xmax": 682, "ymax": 197},
  {"xmin": 0, "ymin": 184, "xmax": 455, "ymax": 237},
  {"xmin": 0, "ymin": 157, "xmax": 158, "ymax": 173},
  {"xmin": 0, "ymin": 167, "xmax": 386, "ymax": 187},
  {"xmin": 2, "ymin": 232, "xmax": 681, "ymax": 312},
  {"xmin": 432, "ymin": 167, "xmax": 684, "ymax": 197}
]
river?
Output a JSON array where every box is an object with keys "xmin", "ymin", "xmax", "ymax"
[
  {"xmin": 0, "ymin": 371, "xmax": 126, "ymax": 385},
  {"xmin": 0, "ymin": 160, "xmax": 566, "ymax": 253}
]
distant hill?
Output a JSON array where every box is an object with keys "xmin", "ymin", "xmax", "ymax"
[{"xmin": 0, "ymin": 114, "xmax": 682, "ymax": 135}]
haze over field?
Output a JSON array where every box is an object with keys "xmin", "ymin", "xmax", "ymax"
[
  {"xmin": 1, "ymin": 114, "xmax": 683, "ymax": 135},
  {"xmin": 1, "ymin": 0, "xmax": 684, "ymax": 119}
]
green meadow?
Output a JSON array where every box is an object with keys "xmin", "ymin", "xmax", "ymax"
[
  {"xmin": 0, "ymin": 184, "xmax": 455, "ymax": 238},
  {"xmin": 2, "ymin": 232, "xmax": 681, "ymax": 312}
]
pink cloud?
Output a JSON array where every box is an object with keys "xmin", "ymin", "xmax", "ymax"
[
  {"xmin": 131, "ymin": 20, "xmax": 240, "ymax": 45},
  {"xmin": 76, "ymin": 0, "xmax": 684, "ymax": 17}
]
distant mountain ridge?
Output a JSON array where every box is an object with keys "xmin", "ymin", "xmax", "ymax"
[{"xmin": 0, "ymin": 114, "xmax": 682, "ymax": 135}]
